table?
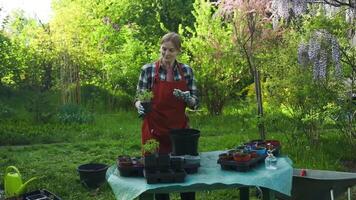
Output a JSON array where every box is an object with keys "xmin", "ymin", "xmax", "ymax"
[{"xmin": 106, "ymin": 151, "xmax": 293, "ymax": 200}]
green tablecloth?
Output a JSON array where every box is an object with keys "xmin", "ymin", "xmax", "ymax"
[{"xmin": 106, "ymin": 151, "xmax": 293, "ymax": 200}]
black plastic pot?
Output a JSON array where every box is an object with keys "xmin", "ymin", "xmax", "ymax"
[
  {"xmin": 144, "ymin": 154, "xmax": 157, "ymax": 170},
  {"xmin": 23, "ymin": 189, "xmax": 62, "ymax": 200},
  {"xmin": 77, "ymin": 163, "xmax": 109, "ymax": 189},
  {"xmin": 170, "ymin": 128, "xmax": 200, "ymax": 156}
]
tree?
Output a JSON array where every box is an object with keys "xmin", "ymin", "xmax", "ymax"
[
  {"xmin": 216, "ymin": 0, "xmax": 277, "ymax": 139},
  {"xmin": 182, "ymin": 0, "xmax": 245, "ymax": 115}
]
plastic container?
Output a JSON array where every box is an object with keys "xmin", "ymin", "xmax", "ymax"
[
  {"xmin": 143, "ymin": 169, "xmax": 186, "ymax": 184},
  {"xmin": 77, "ymin": 163, "xmax": 109, "ymax": 189},
  {"xmin": 217, "ymin": 155, "xmax": 265, "ymax": 172},
  {"xmin": 183, "ymin": 155, "xmax": 200, "ymax": 165},
  {"xmin": 170, "ymin": 128, "xmax": 200, "ymax": 156},
  {"xmin": 23, "ymin": 189, "xmax": 61, "ymax": 200},
  {"xmin": 117, "ymin": 157, "xmax": 144, "ymax": 177},
  {"xmin": 265, "ymin": 151, "xmax": 278, "ymax": 170}
]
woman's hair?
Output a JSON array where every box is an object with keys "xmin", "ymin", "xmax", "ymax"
[{"xmin": 160, "ymin": 32, "xmax": 181, "ymax": 51}]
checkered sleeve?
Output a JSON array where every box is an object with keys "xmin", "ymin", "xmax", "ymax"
[{"xmin": 182, "ymin": 64, "xmax": 199, "ymax": 110}]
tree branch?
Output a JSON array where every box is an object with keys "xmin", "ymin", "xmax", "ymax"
[{"xmin": 323, "ymin": 0, "xmax": 355, "ymax": 8}]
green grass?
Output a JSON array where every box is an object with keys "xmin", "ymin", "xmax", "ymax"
[{"xmin": 0, "ymin": 111, "xmax": 355, "ymax": 199}]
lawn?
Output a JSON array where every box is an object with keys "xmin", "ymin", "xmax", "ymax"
[{"xmin": 0, "ymin": 110, "xmax": 355, "ymax": 199}]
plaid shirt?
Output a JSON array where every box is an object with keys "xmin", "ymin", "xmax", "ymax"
[{"xmin": 136, "ymin": 61, "xmax": 199, "ymax": 109}]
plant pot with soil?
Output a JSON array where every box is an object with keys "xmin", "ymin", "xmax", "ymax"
[
  {"xmin": 137, "ymin": 90, "xmax": 153, "ymax": 117},
  {"xmin": 251, "ymin": 146, "xmax": 267, "ymax": 156},
  {"xmin": 143, "ymin": 139, "xmax": 160, "ymax": 170},
  {"xmin": 117, "ymin": 155, "xmax": 133, "ymax": 167},
  {"xmin": 233, "ymin": 152, "xmax": 251, "ymax": 162},
  {"xmin": 170, "ymin": 128, "xmax": 200, "ymax": 156}
]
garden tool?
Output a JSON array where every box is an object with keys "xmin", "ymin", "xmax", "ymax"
[{"xmin": 4, "ymin": 166, "xmax": 38, "ymax": 198}]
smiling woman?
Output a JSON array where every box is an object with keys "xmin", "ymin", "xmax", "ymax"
[{"xmin": 0, "ymin": 0, "xmax": 52, "ymax": 23}]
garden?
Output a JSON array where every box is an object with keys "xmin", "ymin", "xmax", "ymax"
[{"xmin": 0, "ymin": 0, "xmax": 355, "ymax": 199}]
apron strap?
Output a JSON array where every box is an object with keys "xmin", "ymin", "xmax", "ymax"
[{"xmin": 153, "ymin": 60, "xmax": 186, "ymax": 89}]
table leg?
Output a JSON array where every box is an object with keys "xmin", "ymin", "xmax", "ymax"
[
  {"xmin": 139, "ymin": 193, "xmax": 154, "ymax": 200},
  {"xmin": 261, "ymin": 187, "xmax": 275, "ymax": 200},
  {"xmin": 240, "ymin": 187, "xmax": 250, "ymax": 200}
]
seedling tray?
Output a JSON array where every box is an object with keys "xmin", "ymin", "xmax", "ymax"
[
  {"xmin": 118, "ymin": 165, "xmax": 144, "ymax": 177},
  {"xmin": 143, "ymin": 169, "xmax": 186, "ymax": 184},
  {"xmin": 23, "ymin": 189, "xmax": 61, "ymax": 200},
  {"xmin": 183, "ymin": 163, "xmax": 200, "ymax": 174},
  {"xmin": 117, "ymin": 156, "xmax": 144, "ymax": 177},
  {"xmin": 217, "ymin": 155, "xmax": 265, "ymax": 172}
]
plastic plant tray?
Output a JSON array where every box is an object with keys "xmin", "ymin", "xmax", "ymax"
[
  {"xmin": 23, "ymin": 189, "xmax": 61, "ymax": 200},
  {"xmin": 183, "ymin": 162, "xmax": 200, "ymax": 174},
  {"xmin": 118, "ymin": 165, "xmax": 144, "ymax": 177},
  {"xmin": 217, "ymin": 155, "xmax": 265, "ymax": 172},
  {"xmin": 143, "ymin": 169, "xmax": 186, "ymax": 184},
  {"xmin": 117, "ymin": 157, "xmax": 144, "ymax": 177}
]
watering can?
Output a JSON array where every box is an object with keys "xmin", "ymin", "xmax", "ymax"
[{"xmin": 4, "ymin": 166, "xmax": 38, "ymax": 198}]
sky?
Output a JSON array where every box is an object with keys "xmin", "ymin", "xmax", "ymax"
[{"xmin": 0, "ymin": 0, "xmax": 52, "ymax": 23}]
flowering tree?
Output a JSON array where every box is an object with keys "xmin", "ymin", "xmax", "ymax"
[
  {"xmin": 216, "ymin": 0, "xmax": 275, "ymax": 139},
  {"xmin": 298, "ymin": 29, "xmax": 342, "ymax": 79}
]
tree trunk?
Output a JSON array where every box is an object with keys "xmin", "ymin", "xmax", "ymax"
[{"xmin": 253, "ymin": 68, "xmax": 266, "ymax": 140}]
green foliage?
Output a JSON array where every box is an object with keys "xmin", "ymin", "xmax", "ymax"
[
  {"xmin": 0, "ymin": 102, "xmax": 16, "ymax": 119},
  {"xmin": 0, "ymin": 109, "xmax": 353, "ymax": 199},
  {"xmin": 264, "ymin": 11, "xmax": 351, "ymax": 143},
  {"xmin": 142, "ymin": 139, "xmax": 159, "ymax": 154},
  {"xmin": 182, "ymin": 0, "xmax": 245, "ymax": 115},
  {"xmin": 57, "ymin": 104, "xmax": 94, "ymax": 124},
  {"xmin": 136, "ymin": 90, "xmax": 153, "ymax": 102},
  {"xmin": 26, "ymin": 92, "xmax": 55, "ymax": 123},
  {"xmin": 158, "ymin": 0, "xmax": 195, "ymax": 33}
]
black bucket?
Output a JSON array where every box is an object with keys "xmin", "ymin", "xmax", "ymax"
[
  {"xmin": 77, "ymin": 163, "xmax": 109, "ymax": 189},
  {"xmin": 170, "ymin": 128, "xmax": 200, "ymax": 156}
]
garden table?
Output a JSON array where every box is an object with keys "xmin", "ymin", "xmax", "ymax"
[{"xmin": 106, "ymin": 151, "xmax": 293, "ymax": 200}]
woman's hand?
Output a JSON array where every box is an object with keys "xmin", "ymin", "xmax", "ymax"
[
  {"xmin": 173, "ymin": 89, "xmax": 195, "ymax": 106},
  {"xmin": 135, "ymin": 101, "xmax": 145, "ymax": 115}
]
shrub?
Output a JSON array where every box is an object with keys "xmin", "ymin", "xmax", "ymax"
[
  {"xmin": 0, "ymin": 102, "xmax": 16, "ymax": 119},
  {"xmin": 26, "ymin": 92, "xmax": 55, "ymax": 123}
]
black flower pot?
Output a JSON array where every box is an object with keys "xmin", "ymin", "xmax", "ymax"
[
  {"xmin": 170, "ymin": 128, "xmax": 200, "ymax": 156},
  {"xmin": 144, "ymin": 154, "xmax": 157, "ymax": 170},
  {"xmin": 77, "ymin": 163, "xmax": 109, "ymax": 189}
]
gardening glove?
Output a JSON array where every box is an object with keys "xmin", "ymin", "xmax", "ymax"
[
  {"xmin": 173, "ymin": 89, "xmax": 195, "ymax": 106},
  {"xmin": 135, "ymin": 101, "xmax": 145, "ymax": 116}
]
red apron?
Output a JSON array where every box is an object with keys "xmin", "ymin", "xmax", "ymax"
[{"xmin": 142, "ymin": 61, "xmax": 188, "ymax": 154}]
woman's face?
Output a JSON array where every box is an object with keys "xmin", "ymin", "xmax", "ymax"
[{"xmin": 160, "ymin": 41, "xmax": 179, "ymax": 65}]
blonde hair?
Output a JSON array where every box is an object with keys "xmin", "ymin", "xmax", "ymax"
[{"xmin": 160, "ymin": 32, "xmax": 181, "ymax": 51}]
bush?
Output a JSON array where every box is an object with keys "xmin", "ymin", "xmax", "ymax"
[
  {"xmin": 26, "ymin": 92, "xmax": 55, "ymax": 123},
  {"xmin": 0, "ymin": 102, "xmax": 16, "ymax": 119},
  {"xmin": 110, "ymin": 89, "xmax": 134, "ymax": 111},
  {"xmin": 57, "ymin": 104, "xmax": 94, "ymax": 124}
]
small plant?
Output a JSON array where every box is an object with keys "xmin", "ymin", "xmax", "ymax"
[
  {"xmin": 143, "ymin": 139, "xmax": 159, "ymax": 155},
  {"xmin": 137, "ymin": 90, "xmax": 153, "ymax": 102}
]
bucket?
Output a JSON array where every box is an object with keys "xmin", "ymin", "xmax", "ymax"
[
  {"xmin": 77, "ymin": 163, "xmax": 108, "ymax": 189},
  {"xmin": 170, "ymin": 128, "xmax": 200, "ymax": 156}
]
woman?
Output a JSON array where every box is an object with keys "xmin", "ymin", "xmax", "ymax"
[{"xmin": 134, "ymin": 32, "xmax": 199, "ymax": 200}]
